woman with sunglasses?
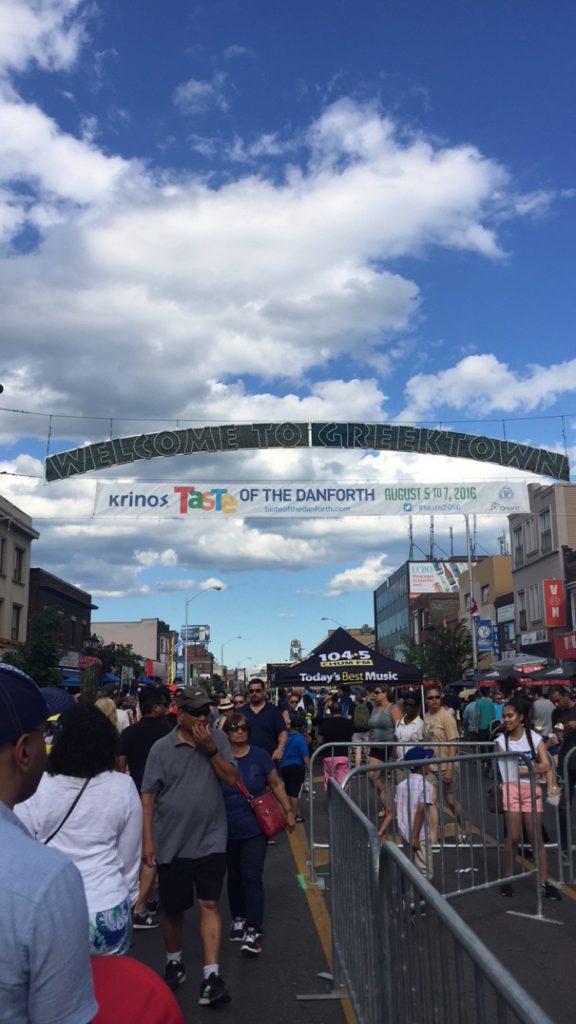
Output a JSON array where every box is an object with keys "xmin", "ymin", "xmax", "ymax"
[{"xmin": 221, "ymin": 714, "xmax": 295, "ymax": 956}]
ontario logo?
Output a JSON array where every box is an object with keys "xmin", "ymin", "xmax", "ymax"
[{"xmin": 174, "ymin": 486, "xmax": 238, "ymax": 514}]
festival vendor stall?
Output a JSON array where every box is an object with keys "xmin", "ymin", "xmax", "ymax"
[{"xmin": 272, "ymin": 627, "xmax": 422, "ymax": 689}]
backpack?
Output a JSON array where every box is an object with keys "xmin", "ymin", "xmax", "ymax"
[{"xmin": 353, "ymin": 700, "xmax": 371, "ymax": 730}]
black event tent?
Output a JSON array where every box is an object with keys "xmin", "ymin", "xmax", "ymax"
[{"xmin": 273, "ymin": 627, "xmax": 422, "ymax": 689}]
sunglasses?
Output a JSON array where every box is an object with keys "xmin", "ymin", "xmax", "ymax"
[
  {"xmin": 249, "ymin": 689, "xmax": 263, "ymax": 694},
  {"xmin": 427, "ymin": 695, "xmax": 442, "ymax": 701},
  {"xmin": 180, "ymin": 705, "xmax": 211, "ymax": 717},
  {"xmin": 288, "ymin": 700, "xmax": 298, "ymax": 705},
  {"xmin": 227, "ymin": 723, "xmax": 248, "ymax": 732},
  {"xmin": 233, "ymin": 699, "xmax": 246, "ymax": 705}
]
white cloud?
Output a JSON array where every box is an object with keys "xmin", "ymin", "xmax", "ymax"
[
  {"xmin": 0, "ymin": 0, "xmax": 87, "ymax": 75},
  {"xmin": 326, "ymin": 555, "xmax": 391, "ymax": 596},
  {"xmin": 0, "ymin": 94, "xmax": 526, "ymax": 407},
  {"xmin": 173, "ymin": 72, "xmax": 230, "ymax": 115},
  {"xmin": 399, "ymin": 354, "xmax": 576, "ymax": 420}
]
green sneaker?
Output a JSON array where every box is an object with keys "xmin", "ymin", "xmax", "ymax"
[
  {"xmin": 164, "ymin": 959, "xmax": 186, "ymax": 990},
  {"xmin": 199, "ymin": 972, "xmax": 231, "ymax": 1006}
]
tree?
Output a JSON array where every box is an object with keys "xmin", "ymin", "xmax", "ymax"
[
  {"xmin": 3, "ymin": 607, "xmax": 65, "ymax": 686},
  {"xmin": 401, "ymin": 621, "xmax": 473, "ymax": 686}
]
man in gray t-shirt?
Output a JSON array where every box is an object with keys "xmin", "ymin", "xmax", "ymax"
[
  {"xmin": 141, "ymin": 687, "xmax": 237, "ymax": 1007},
  {"xmin": 532, "ymin": 693, "xmax": 554, "ymax": 738}
]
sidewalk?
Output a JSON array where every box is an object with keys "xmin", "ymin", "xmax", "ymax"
[{"xmin": 130, "ymin": 823, "xmax": 348, "ymax": 1024}]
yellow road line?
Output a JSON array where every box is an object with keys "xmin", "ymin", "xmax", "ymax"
[{"xmin": 288, "ymin": 825, "xmax": 356, "ymax": 1024}]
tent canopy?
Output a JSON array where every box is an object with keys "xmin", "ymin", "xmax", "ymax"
[{"xmin": 273, "ymin": 627, "xmax": 422, "ymax": 688}]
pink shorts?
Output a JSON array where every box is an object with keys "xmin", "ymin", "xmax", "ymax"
[{"xmin": 502, "ymin": 781, "xmax": 542, "ymax": 813}]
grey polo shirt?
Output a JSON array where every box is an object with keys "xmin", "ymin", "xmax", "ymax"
[{"xmin": 141, "ymin": 726, "xmax": 235, "ymax": 863}]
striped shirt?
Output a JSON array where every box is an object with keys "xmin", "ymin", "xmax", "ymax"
[{"xmin": 395, "ymin": 773, "xmax": 435, "ymax": 842}]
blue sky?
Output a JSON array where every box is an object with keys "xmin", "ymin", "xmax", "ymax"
[{"xmin": 1, "ymin": 0, "xmax": 575, "ymax": 669}]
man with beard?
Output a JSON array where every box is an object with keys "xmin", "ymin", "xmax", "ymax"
[{"xmin": 243, "ymin": 679, "xmax": 287, "ymax": 760}]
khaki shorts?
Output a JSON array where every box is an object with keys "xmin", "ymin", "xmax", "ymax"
[{"xmin": 428, "ymin": 765, "xmax": 458, "ymax": 795}]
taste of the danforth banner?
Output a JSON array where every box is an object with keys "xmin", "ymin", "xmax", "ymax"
[{"xmin": 93, "ymin": 480, "xmax": 530, "ymax": 518}]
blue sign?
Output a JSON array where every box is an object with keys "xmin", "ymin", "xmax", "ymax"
[{"xmin": 476, "ymin": 619, "xmax": 497, "ymax": 653}]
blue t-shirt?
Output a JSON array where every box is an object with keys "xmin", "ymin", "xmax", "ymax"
[
  {"xmin": 0, "ymin": 802, "xmax": 98, "ymax": 1024},
  {"xmin": 244, "ymin": 702, "xmax": 286, "ymax": 754},
  {"xmin": 222, "ymin": 745, "xmax": 275, "ymax": 839},
  {"xmin": 280, "ymin": 731, "xmax": 309, "ymax": 768}
]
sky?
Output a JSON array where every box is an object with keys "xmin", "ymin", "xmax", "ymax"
[{"xmin": 1, "ymin": 0, "xmax": 575, "ymax": 671}]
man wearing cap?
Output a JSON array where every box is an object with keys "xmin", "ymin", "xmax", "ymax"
[
  {"xmin": 0, "ymin": 664, "xmax": 97, "ymax": 1024},
  {"xmin": 141, "ymin": 687, "xmax": 237, "ymax": 1006}
]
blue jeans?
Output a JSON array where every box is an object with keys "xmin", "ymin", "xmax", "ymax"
[{"xmin": 226, "ymin": 833, "xmax": 268, "ymax": 931}]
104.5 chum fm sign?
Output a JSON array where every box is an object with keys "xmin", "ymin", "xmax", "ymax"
[{"xmin": 92, "ymin": 480, "xmax": 530, "ymax": 518}]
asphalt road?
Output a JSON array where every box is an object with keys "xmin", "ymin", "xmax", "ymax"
[
  {"xmin": 130, "ymin": 824, "xmax": 347, "ymax": 1024},
  {"xmin": 130, "ymin": 764, "xmax": 576, "ymax": 1024}
]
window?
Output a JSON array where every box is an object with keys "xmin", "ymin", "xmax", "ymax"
[
  {"xmin": 513, "ymin": 527, "xmax": 524, "ymax": 567},
  {"xmin": 528, "ymin": 583, "xmax": 543, "ymax": 622},
  {"xmin": 539, "ymin": 509, "xmax": 552, "ymax": 554},
  {"xmin": 517, "ymin": 591, "xmax": 527, "ymax": 631},
  {"xmin": 14, "ymin": 547, "xmax": 24, "ymax": 583},
  {"xmin": 11, "ymin": 604, "xmax": 22, "ymax": 642},
  {"xmin": 525, "ymin": 517, "xmax": 537, "ymax": 555},
  {"xmin": 0, "ymin": 537, "xmax": 5, "ymax": 575},
  {"xmin": 503, "ymin": 621, "xmax": 515, "ymax": 644},
  {"xmin": 481, "ymin": 584, "xmax": 490, "ymax": 604}
]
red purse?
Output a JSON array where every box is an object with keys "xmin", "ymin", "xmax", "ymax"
[{"xmin": 236, "ymin": 778, "xmax": 287, "ymax": 839}]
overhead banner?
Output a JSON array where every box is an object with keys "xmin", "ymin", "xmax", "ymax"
[
  {"xmin": 93, "ymin": 480, "xmax": 530, "ymax": 518},
  {"xmin": 45, "ymin": 421, "xmax": 570, "ymax": 481}
]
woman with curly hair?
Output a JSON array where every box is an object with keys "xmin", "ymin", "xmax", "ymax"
[{"xmin": 16, "ymin": 703, "xmax": 142, "ymax": 955}]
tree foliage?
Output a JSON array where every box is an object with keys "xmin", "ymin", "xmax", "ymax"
[
  {"xmin": 3, "ymin": 607, "xmax": 65, "ymax": 686},
  {"xmin": 88, "ymin": 639, "xmax": 145, "ymax": 679},
  {"xmin": 401, "ymin": 622, "xmax": 473, "ymax": 686}
]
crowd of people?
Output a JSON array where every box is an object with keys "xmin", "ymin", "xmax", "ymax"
[{"xmin": 2, "ymin": 661, "xmax": 575, "ymax": 1022}]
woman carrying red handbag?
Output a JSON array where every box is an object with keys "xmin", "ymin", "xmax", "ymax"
[{"xmin": 221, "ymin": 714, "xmax": 295, "ymax": 957}]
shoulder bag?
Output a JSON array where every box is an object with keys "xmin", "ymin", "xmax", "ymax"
[
  {"xmin": 43, "ymin": 778, "xmax": 90, "ymax": 845},
  {"xmin": 236, "ymin": 778, "xmax": 286, "ymax": 839}
]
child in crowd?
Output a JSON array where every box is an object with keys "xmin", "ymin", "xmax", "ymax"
[
  {"xmin": 394, "ymin": 746, "xmax": 436, "ymax": 882},
  {"xmin": 280, "ymin": 715, "xmax": 310, "ymax": 822}
]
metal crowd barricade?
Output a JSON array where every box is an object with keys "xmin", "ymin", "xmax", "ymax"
[
  {"xmin": 316, "ymin": 779, "xmax": 552, "ymax": 1024},
  {"xmin": 307, "ymin": 740, "xmax": 484, "ymax": 888},
  {"xmin": 343, "ymin": 751, "xmax": 560, "ymax": 924},
  {"xmin": 561, "ymin": 744, "xmax": 576, "ymax": 881}
]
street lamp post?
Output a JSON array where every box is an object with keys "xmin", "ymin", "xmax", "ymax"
[
  {"xmin": 183, "ymin": 586, "xmax": 221, "ymax": 686},
  {"xmin": 321, "ymin": 616, "xmax": 346, "ymax": 629},
  {"xmin": 220, "ymin": 636, "xmax": 242, "ymax": 689}
]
